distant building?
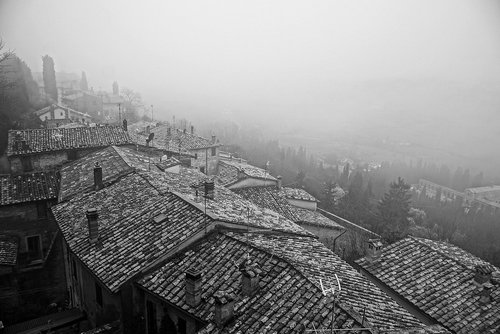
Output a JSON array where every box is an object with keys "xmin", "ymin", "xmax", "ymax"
[
  {"xmin": 464, "ymin": 185, "xmax": 500, "ymax": 206},
  {"xmin": 0, "ymin": 171, "xmax": 66, "ymax": 324},
  {"xmin": 6, "ymin": 126, "xmax": 132, "ymax": 173},
  {"xmin": 356, "ymin": 236, "xmax": 500, "ymax": 333},
  {"xmin": 100, "ymin": 94, "xmax": 126, "ymax": 123},
  {"xmin": 61, "ymin": 91, "xmax": 103, "ymax": 118},
  {"xmin": 35, "ymin": 104, "xmax": 92, "ymax": 128}
]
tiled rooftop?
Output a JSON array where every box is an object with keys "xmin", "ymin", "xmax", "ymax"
[
  {"xmin": 141, "ymin": 168, "xmax": 309, "ymax": 235},
  {"xmin": 134, "ymin": 125, "xmax": 218, "ymax": 152},
  {"xmin": 217, "ymin": 160, "xmax": 276, "ymax": 187},
  {"xmin": 7, "ymin": 126, "xmax": 131, "ymax": 156},
  {"xmin": 0, "ymin": 171, "xmax": 59, "ymax": 206},
  {"xmin": 356, "ymin": 237, "xmax": 500, "ymax": 333},
  {"xmin": 52, "ymin": 173, "xmax": 211, "ymax": 292},
  {"xmin": 282, "ymin": 187, "xmax": 318, "ymax": 202},
  {"xmin": 234, "ymin": 186, "xmax": 342, "ymax": 229},
  {"xmin": 0, "ymin": 235, "xmax": 18, "ymax": 265},
  {"xmin": 138, "ymin": 231, "xmax": 423, "ymax": 333},
  {"xmin": 59, "ymin": 146, "xmax": 162, "ymax": 201}
]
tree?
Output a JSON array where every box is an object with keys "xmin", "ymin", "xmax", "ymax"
[
  {"xmin": 80, "ymin": 71, "xmax": 88, "ymax": 91},
  {"xmin": 42, "ymin": 55, "xmax": 57, "ymax": 102},
  {"xmin": 121, "ymin": 87, "xmax": 142, "ymax": 122},
  {"xmin": 377, "ymin": 177, "xmax": 412, "ymax": 243}
]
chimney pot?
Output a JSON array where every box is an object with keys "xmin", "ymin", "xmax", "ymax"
[
  {"xmin": 242, "ymin": 264, "xmax": 261, "ymax": 297},
  {"xmin": 86, "ymin": 208, "xmax": 99, "ymax": 243},
  {"xmin": 474, "ymin": 264, "xmax": 493, "ymax": 285},
  {"xmin": 185, "ymin": 268, "xmax": 202, "ymax": 307},
  {"xmin": 277, "ymin": 176, "xmax": 282, "ymax": 190},
  {"xmin": 479, "ymin": 282, "xmax": 493, "ymax": 304},
  {"xmin": 366, "ymin": 239, "xmax": 383, "ymax": 262},
  {"xmin": 214, "ymin": 291, "xmax": 236, "ymax": 327},
  {"xmin": 94, "ymin": 162, "xmax": 103, "ymax": 190}
]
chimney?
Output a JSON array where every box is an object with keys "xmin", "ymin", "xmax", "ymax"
[
  {"xmin": 474, "ymin": 264, "xmax": 493, "ymax": 285},
  {"xmin": 276, "ymin": 176, "xmax": 282, "ymax": 190},
  {"xmin": 191, "ymin": 125, "xmax": 194, "ymax": 134},
  {"xmin": 204, "ymin": 181, "xmax": 215, "ymax": 200},
  {"xmin": 167, "ymin": 127, "xmax": 171, "ymax": 136},
  {"xmin": 366, "ymin": 239, "xmax": 383, "ymax": 262},
  {"xmin": 211, "ymin": 135, "xmax": 216, "ymax": 143},
  {"xmin": 241, "ymin": 264, "xmax": 261, "ymax": 297},
  {"xmin": 214, "ymin": 291, "xmax": 236, "ymax": 327},
  {"xmin": 185, "ymin": 268, "xmax": 202, "ymax": 307},
  {"xmin": 183, "ymin": 128, "xmax": 187, "ymax": 134},
  {"xmin": 86, "ymin": 208, "xmax": 99, "ymax": 243},
  {"xmin": 237, "ymin": 168, "xmax": 245, "ymax": 180},
  {"xmin": 122, "ymin": 119, "xmax": 127, "ymax": 131},
  {"xmin": 479, "ymin": 282, "xmax": 493, "ymax": 304},
  {"xmin": 146, "ymin": 125, "xmax": 150, "ymax": 135},
  {"xmin": 94, "ymin": 162, "xmax": 103, "ymax": 190}
]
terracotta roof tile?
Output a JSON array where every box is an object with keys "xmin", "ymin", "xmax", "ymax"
[
  {"xmin": 141, "ymin": 168, "xmax": 309, "ymax": 235},
  {"xmin": 0, "ymin": 171, "xmax": 59, "ymax": 205},
  {"xmin": 0, "ymin": 235, "xmax": 18, "ymax": 265},
  {"xmin": 217, "ymin": 160, "xmax": 276, "ymax": 186},
  {"xmin": 138, "ymin": 231, "xmax": 422, "ymax": 332},
  {"xmin": 133, "ymin": 125, "xmax": 218, "ymax": 152},
  {"xmin": 234, "ymin": 186, "xmax": 342, "ymax": 229},
  {"xmin": 53, "ymin": 173, "xmax": 212, "ymax": 292},
  {"xmin": 7, "ymin": 126, "xmax": 131, "ymax": 156},
  {"xmin": 356, "ymin": 237, "xmax": 500, "ymax": 333},
  {"xmin": 59, "ymin": 146, "xmax": 162, "ymax": 201}
]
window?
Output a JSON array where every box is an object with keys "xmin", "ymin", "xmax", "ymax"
[
  {"xmin": 211, "ymin": 147, "xmax": 216, "ymax": 156},
  {"xmin": 26, "ymin": 235, "xmax": 42, "ymax": 261},
  {"xmin": 95, "ymin": 282, "xmax": 103, "ymax": 307},
  {"xmin": 60, "ymin": 111, "xmax": 64, "ymax": 116}
]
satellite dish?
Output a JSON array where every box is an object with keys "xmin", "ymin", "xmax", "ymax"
[{"xmin": 148, "ymin": 132, "xmax": 155, "ymax": 141}]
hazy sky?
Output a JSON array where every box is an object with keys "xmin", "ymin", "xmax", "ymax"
[{"xmin": 1, "ymin": 0, "xmax": 500, "ymax": 126}]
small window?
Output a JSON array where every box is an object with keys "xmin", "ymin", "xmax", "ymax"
[
  {"xmin": 211, "ymin": 147, "xmax": 216, "ymax": 156},
  {"xmin": 95, "ymin": 282, "xmax": 103, "ymax": 307},
  {"xmin": 26, "ymin": 235, "xmax": 42, "ymax": 261},
  {"xmin": 60, "ymin": 111, "xmax": 64, "ymax": 116}
]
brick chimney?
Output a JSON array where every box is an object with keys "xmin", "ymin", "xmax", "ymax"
[
  {"xmin": 191, "ymin": 125, "xmax": 194, "ymax": 134},
  {"xmin": 86, "ymin": 208, "xmax": 99, "ymax": 243},
  {"xmin": 214, "ymin": 291, "xmax": 236, "ymax": 327},
  {"xmin": 94, "ymin": 162, "xmax": 103, "ymax": 190},
  {"xmin": 167, "ymin": 127, "xmax": 171, "ymax": 136},
  {"xmin": 241, "ymin": 264, "xmax": 261, "ymax": 297},
  {"xmin": 276, "ymin": 176, "xmax": 282, "ymax": 190},
  {"xmin": 122, "ymin": 119, "xmax": 127, "ymax": 131},
  {"xmin": 474, "ymin": 264, "xmax": 493, "ymax": 285},
  {"xmin": 366, "ymin": 239, "xmax": 383, "ymax": 262},
  {"xmin": 479, "ymin": 282, "xmax": 493, "ymax": 304},
  {"xmin": 185, "ymin": 268, "xmax": 202, "ymax": 307}
]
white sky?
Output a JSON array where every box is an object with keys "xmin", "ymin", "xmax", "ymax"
[{"xmin": 1, "ymin": 0, "xmax": 500, "ymax": 124}]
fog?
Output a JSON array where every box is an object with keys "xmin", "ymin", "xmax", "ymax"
[{"xmin": 1, "ymin": 0, "xmax": 500, "ymax": 172}]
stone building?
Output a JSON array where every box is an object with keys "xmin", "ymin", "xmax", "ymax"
[
  {"xmin": 35, "ymin": 104, "xmax": 92, "ymax": 128},
  {"xmin": 0, "ymin": 171, "xmax": 66, "ymax": 324},
  {"xmin": 6, "ymin": 125, "xmax": 132, "ymax": 173}
]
